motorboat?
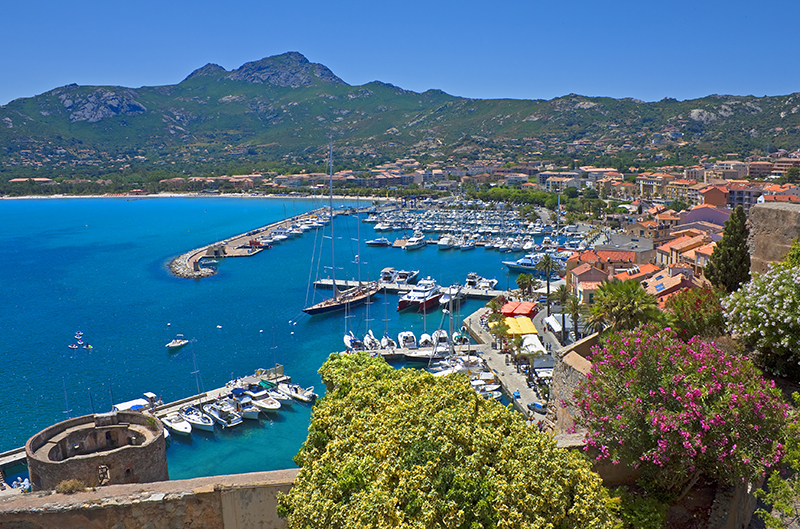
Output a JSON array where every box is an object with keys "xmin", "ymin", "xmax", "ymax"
[
  {"xmin": 477, "ymin": 277, "xmax": 499, "ymax": 290},
  {"xmin": 179, "ymin": 405, "xmax": 215, "ymax": 432},
  {"xmin": 165, "ymin": 334, "xmax": 190, "ymax": 349},
  {"xmin": 160, "ymin": 412, "xmax": 192, "ymax": 436},
  {"xmin": 397, "ymin": 330, "xmax": 417, "ymax": 349},
  {"xmin": 432, "ymin": 329, "xmax": 449, "ymax": 348},
  {"xmin": 224, "ymin": 393, "xmax": 261, "ymax": 420},
  {"xmin": 366, "ymin": 237, "xmax": 391, "ymax": 247},
  {"xmin": 460, "ymin": 239, "xmax": 476, "ymax": 250},
  {"xmin": 404, "ymin": 347, "xmax": 449, "ymax": 362},
  {"xmin": 68, "ymin": 344, "xmax": 78, "ymax": 349},
  {"xmin": 397, "ymin": 277, "xmax": 442, "ymax": 312},
  {"xmin": 381, "ymin": 332, "xmax": 397, "ymax": 349},
  {"xmin": 439, "ymin": 285, "xmax": 466, "ymax": 308},
  {"xmin": 403, "ymin": 235, "xmax": 426, "ymax": 251},
  {"xmin": 419, "ymin": 333, "xmax": 434, "ymax": 348},
  {"xmin": 278, "ymin": 382, "xmax": 318, "ymax": 403},
  {"xmin": 247, "ymin": 380, "xmax": 293, "ymax": 406},
  {"xmin": 395, "ymin": 269, "xmax": 419, "ymax": 285},
  {"xmin": 379, "ymin": 267, "xmax": 398, "ymax": 283},
  {"xmin": 202, "ymin": 400, "xmax": 243, "ymax": 428},
  {"xmin": 437, "ymin": 235, "xmax": 454, "ymax": 250},
  {"xmin": 503, "ymin": 253, "xmax": 542, "ymax": 273}
]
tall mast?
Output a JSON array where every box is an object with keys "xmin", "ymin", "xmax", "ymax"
[{"xmin": 329, "ymin": 142, "xmax": 337, "ymax": 300}]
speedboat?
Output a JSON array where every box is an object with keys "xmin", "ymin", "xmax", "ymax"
[
  {"xmin": 403, "ymin": 235, "xmax": 426, "ymax": 251},
  {"xmin": 240, "ymin": 386, "xmax": 281, "ymax": 413},
  {"xmin": 202, "ymin": 400, "xmax": 243, "ymax": 428},
  {"xmin": 278, "ymin": 382, "xmax": 318, "ymax": 403},
  {"xmin": 397, "ymin": 277, "xmax": 442, "ymax": 312},
  {"xmin": 419, "ymin": 333, "xmax": 434, "ymax": 348},
  {"xmin": 380, "ymin": 267, "xmax": 398, "ymax": 283},
  {"xmin": 395, "ymin": 270, "xmax": 420, "ymax": 285},
  {"xmin": 179, "ymin": 405, "xmax": 215, "ymax": 432},
  {"xmin": 366, "ymin": 237, "xmax": 391, "ymax": 247},
  {"xmin": 160, "ymin": 412, "xmax": 192, "ymax": 436},
  {"xmin": 477, "ymin": 277, "xmax": 499, "ymax": 290},
  {"xmin": 68, "ymin": 344, "xmax": 78, "ymax": 349},
  {"xmin": 460, "ymin": 239, "xmax": 476, "ymax": 251},
  {"xmin": 432, "ymin": 329, "xmax": 449, "ymax": 348},
  {"xmin": 397, "ymin": 330, "xmax": 417, "ymax": 349},
  {"xmin": 165, "ymin": 334, "xmax": 190, "ymax": 349},
  {"xmin": 437, "ymin": 236, "xmax": 454, "ymax": 250}
]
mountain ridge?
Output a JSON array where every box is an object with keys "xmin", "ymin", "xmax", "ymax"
[{"xmin": 2, "ymin": 52, "xmax": 800, "ymax": 177}]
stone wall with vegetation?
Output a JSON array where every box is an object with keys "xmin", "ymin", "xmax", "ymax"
[
  {"xmin": 0, "ymin": 469, "xmax": 298, "ymax": 529},
  {"xmin": 748, "ymin": 202, "xmax": 800, "ymax": 274}
]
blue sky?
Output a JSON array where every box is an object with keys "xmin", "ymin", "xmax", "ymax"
[{"xmin": 2, "ymin": 0, "xmax": 798, "ymax": 106}]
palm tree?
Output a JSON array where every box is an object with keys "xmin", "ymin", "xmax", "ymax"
[
  {"xmin": 516, "ymin": 273, "xmax": 533, "ymax": 299},
  {"xmin": 587, "ymin": 279, "xmax": 662, "ymax": 333},
  {"xmin": 549, "ymin": 284, "xmax": 571, "ymax": 343},
  {"xmin": 535, "ymin": 254, "xmax": 562, "ymax": 316},
  {"xmin": 564, "ymin": 294, "xmax": 583, "ymax": 342}
]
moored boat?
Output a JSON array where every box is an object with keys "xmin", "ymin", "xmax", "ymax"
[
  {"xmin": 397, "ymin": 277, "xmax": 442, "ymax": 312},
  {"xmin": 160, "ymin": 412, "xmax": 192, "ymax": 436},
  {"xmin": 278, "ymin": 382, "xmax": 318, "ymax": 403},
  {"xmin": 397, "ymin": 330, "xmax": 417, "ymax": 349},
  {"xmin": 366, "ymin": 237, "xmax": 391, "ymax": 247},
  {"xmin": 179, "ymin": 405, "xmax": 215, "ymax": 432},
  {"xmin": 202, "ymin": 400, "xmax": 243, "ymax": 428},
  {"xmin": 395, "ymin": 269, "xmax": 419, "ymax": 285}
]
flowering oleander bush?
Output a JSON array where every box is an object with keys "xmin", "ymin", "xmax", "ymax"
[
  {"xmin": 723, "ymin": 264, "xmax": 800, "ymax": 377},
  {"xmin": 576, "ymin": 325, "xmax": 790, "ymax": 498},
  {"xmin": 280, "ymin": 352, "xmax": 616, "ymax": 528},
  {"xmin": 664, "ymin": 285, "xmax": 726, "ymax": 342}
]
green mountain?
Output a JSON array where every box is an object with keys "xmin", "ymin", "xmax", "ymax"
[{"xmin": 2, "ymin": 51, "xmax": 800, "ymax": 177}]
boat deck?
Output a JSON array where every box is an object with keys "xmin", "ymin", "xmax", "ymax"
[{"xmin": 313, "ymin": 279, "xmax": 505, "ymax": 300}]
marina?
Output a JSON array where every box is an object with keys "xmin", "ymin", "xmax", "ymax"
[{"xmin": 0, "ymin": 196, "xmax": 575, "ymax": 484}]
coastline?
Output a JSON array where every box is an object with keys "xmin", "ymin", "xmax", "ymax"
[{"xmin": 0, "ymin": 192, "xmax": 394, "ymax": 203}]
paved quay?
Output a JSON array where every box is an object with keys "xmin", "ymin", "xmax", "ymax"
[
  {"xmin": 461, "ymin": 302, "xmax": 561, "ymax": 425},
  {"xmin": 169, "ymin": 207, "xmax": 328, "ymax": 279}
]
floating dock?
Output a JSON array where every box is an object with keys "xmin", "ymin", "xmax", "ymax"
[{"xmin": 313, "ymin": 279, "xmax": 506, "ymax": 300}]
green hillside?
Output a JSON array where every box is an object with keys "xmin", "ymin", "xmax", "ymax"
[{"xmin": 2, "ymin": 51, "xmax": 800, "ymax": 179}]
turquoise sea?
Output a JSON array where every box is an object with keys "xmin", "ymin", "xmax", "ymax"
[{"xmin": 0, "ymin": 196, "xmax": 520, "ymax": 480}]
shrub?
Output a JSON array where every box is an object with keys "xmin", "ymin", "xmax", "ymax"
[
  {"xmin": 723, "ymin": 264, "xmax": 800, "ymax": 377},
  {"xmin": 56, "ymin": 479, "xmax": 86, "ymax": 494},
  {"xmin": 664, "ymin": 285, "xmax": 726, "ymax": 341},
  {"xmin": 576, "ymin": 325, "xmax": 790, "ymax": 498}
]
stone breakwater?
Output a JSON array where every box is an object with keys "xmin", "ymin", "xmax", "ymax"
[{"xmin": 169, "ymin": 208, "xmax": 328, "ymax": 279}]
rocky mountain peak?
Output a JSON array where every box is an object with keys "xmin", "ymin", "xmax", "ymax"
[
  {"xmin": 182, "ymin": 63, "xmax": 228, "ymax": 82},
  {"xmin": 224, "ymin": 52, "xmax": 347, "ymax": 88}
]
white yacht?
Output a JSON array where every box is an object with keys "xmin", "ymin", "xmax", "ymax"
[
  {"xmin": 179, "ymin": 405, "xmax": 215, "ymax": 432},
  {"xmin": 160, "ymin": 412, "xmax": 192, "ymax": 436},
  {"xmin": 403, "ymin": 235, "xmax": 426, "ymax": 251},
  {"xmin": 165, "ymin": 334, "xmax": 189, "ymax": 349}
]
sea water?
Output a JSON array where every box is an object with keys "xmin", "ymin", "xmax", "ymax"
[{"xmin": 0, "ymin": 197, "xmax": 522, "ymax": 479}]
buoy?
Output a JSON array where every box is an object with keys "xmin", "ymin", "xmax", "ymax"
[
  {"xmin": 217, "ymin": 325, "xmax": 222, "ymax": 329},
  {"xmin": 167, "ymin": 322, "xmax": 171, "ymax": 326}
]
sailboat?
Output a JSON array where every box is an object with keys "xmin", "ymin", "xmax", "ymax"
[{"xmin": 303, "ymin": 144, "xmax": 380, "ymax": 316}]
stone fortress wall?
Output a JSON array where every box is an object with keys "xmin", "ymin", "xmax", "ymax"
[
  {"xmin": 26, "ymin": 411, "xmax": 168, "ymax": 491},
  {"xmin": 748, "ymin": 202, "xmax": 800, "ymax": 273}
]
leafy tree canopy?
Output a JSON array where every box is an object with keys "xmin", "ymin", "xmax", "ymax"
[
  {"xmin": 279, "ymin": 352, "xmax": 615, "ymax": 529},
  {"xmin": 586, "ymin": 279, "xmax": 663, "ymax": 333},
  {"xmin": 664, "ymin": 285, "xmax": 726, "ymax": 341}
]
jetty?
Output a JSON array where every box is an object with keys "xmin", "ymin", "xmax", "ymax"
[
  {"xmin": 313, "ymin": 279, "xmax": 505, "ymax": 300},
  {"xmin": 169, "ymin": 208, "xmax": 328, "ymax": 279}
]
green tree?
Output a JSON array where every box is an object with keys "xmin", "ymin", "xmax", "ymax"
[
  {"xmin": 705, "ymin": 205, "xmax": 750, "ymax": 293},
  {"xmin": 550, "ymin": 284, "xmax": 571, "ymax": 342},
  {"xmin": 279, "ymin": 352, "xmax": 616, "ymax": 528},
  {"xmin": 668, "ymin": 199, "xmax": 690, "ymax": 212},
  {"xmin": 515, "ymin": 272, "xmax": 533, "ymax": 299},
  {"xmin": 586, "ymin": 279, "xmax": 662, "ymax": 333},
  {"xmin": 786, "ymin": 166, "xmax": 800, "ymax": 184},
  {"xmin": 576, "ymin": 326, "xmax": 791, "ymax": 499},
  {"xmin": 564, "ymin": 186, "xmax": 579, "ymax": 199},
  {"xmin": 564, "ymin": 294, "xmax": 584, "ymax": 342},
  {"xmin": 535, "ymin": 254, "xmax": 562, "ymax": 316}
]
